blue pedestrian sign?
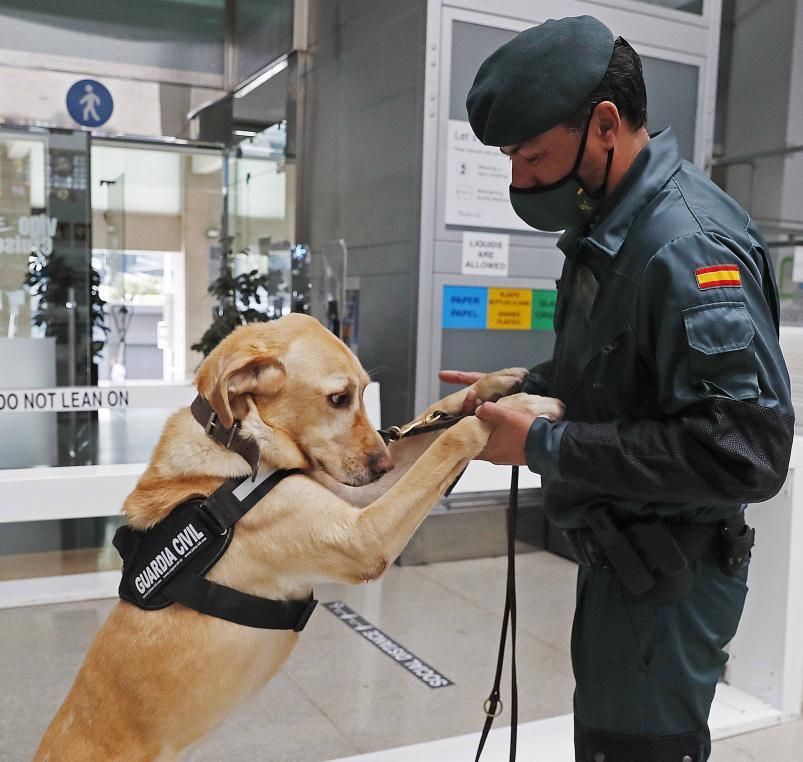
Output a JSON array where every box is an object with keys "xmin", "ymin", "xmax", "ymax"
[{"xmin": 66, "ymin": 79, "xmax": 113, "ymax": 128}]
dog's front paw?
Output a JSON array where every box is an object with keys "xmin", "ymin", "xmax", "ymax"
[
  {"xmin": 471, "ymin": 367, "xmax": 528, "ymax": 402},
  {"xmin": 496, "ymin": 392, "xmax": 565, "ymax": 421},
  {"xmin": 442, "ymin": 415, "xmax": 494, "ymax": 456}
]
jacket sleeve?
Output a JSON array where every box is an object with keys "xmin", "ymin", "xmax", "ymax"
[
  {"xmin": 521, "ymin": 360, "xmax": 553, "ymax": 396},
  {"xmin": 525, "ymin": 232, "xmax": 795, "ymax": 504}
]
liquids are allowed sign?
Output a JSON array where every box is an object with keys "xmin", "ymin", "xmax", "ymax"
[{"xmin": 461, "ymin": 232, "xmax": 509, "ymax": 277}]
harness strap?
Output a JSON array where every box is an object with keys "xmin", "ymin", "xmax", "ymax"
[
  {"xmin": 200, "ymin": 468, "xmax": 304, "ymax": 534},
  {"xmin": 116, "ymin": 466, "xmax": 318, "ymax": 630},
  {"xmin": 191, "ymin": 396, "xmax": 262, "ymax": 479},
  {"xmin": 163, "ymin": 573, "xmax": 317, "ymax": 631}
]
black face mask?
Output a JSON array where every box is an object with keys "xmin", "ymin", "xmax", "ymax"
[{"xmin": 508, "ymin": 106, "xmax": 614, "ymax": 232}]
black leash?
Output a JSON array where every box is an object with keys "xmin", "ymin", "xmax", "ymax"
[{"xmin": 476, "ymin": 466, "xmax": 519, "ymax": 761}]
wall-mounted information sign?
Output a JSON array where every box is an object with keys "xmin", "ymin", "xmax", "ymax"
[
  {"xmin": 488, "ymin": 288, "xmax": 532, "ymax": 330},
  {"xmin": 443, "ymin": 285, "xmax": 556, "ymax": 331},
  {"xmin": 445, "ymin": 120, "xmax": 532, "ymax": 232},
  {"xmin": 461, "ymin": 232, "xmax": 509, "ymax": 276},
  {"xmin": 532, "ymin": 289, "xmax": 558, "ymax": 330},
  {"xmin": 442, "ymin": 285, "xmax": 488, "ymax": 329}
]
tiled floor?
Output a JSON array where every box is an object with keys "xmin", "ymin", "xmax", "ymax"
[{"xmin": 1, "ymin": 551, "xmax": 799, "ymax": 761}]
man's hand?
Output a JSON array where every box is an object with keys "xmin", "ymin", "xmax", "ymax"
[
  {"xmin": 439, "ymin": 370, "xmax": 486, "ymax": 413},
  {"xmin": 475, "ymin": 393, "xmax": 565, "ymax": 466},
  {"xmin": 438, "ymin": 370, "xmax": 486, "ymax": 386},
  {"xmin": 439, "ymin": 368, "xmax": 527, "ymax": 414}
]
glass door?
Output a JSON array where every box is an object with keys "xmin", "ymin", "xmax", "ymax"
[
  {"xmin": 225, "ymin": 126, "xmax": 293, "ymax": 323},
  {"xmin": 0, "ymin": 136, "xmax": 225, "ymax": 602},
  {"xmin": 0, "ymin": 128, "xmax": 117, "ymax": 588},
  {"xmin": 0, "ymin": 129, "xmax": 58, "ymax": 469}
]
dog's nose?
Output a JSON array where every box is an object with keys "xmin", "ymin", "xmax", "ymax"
[{"xmin": 369, "ymin": 449, "xmax": 394, "ymax": 476}]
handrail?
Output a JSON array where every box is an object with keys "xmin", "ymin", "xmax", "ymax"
[{"xmin": 708, "ymin": 144, "xmax": 803, "ymax": 168}]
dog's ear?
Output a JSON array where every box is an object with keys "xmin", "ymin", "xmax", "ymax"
[{"xmin": 197, "ymin": 349, "xmax": 286, "ymax": 429}]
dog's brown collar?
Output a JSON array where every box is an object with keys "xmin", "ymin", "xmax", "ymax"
[{"xmin": 190, "ymin": 396, "xmax": 261, "ymax": 480}]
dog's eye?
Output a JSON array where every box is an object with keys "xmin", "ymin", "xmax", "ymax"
[{"xmin": 328, "ymin": 392, "xmax": 350, "ymax": 408}]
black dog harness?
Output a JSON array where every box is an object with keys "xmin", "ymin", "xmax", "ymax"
[
  {"xmin": 114, "ymin": 395, "xmax": 318, "ymax": 631},
  {"xmin": 114, "ymin": 468, "xmax": 317, "ymax": 631}
]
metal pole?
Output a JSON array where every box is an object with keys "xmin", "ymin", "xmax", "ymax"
[
  {"xmin": 221, "ymin": 146, "xmax": 230, "ymax": 244},
  {"xmin": 66, "ymin": 285, "xmax": 77, "ymax": 460}
]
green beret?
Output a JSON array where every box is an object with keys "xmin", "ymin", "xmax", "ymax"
[{"xmin": 466, "ymin": 16, "xmax": 615, "ymax": 147}]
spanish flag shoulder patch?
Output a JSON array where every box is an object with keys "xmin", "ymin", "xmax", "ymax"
[{"xmin": 695, "ymin": 264, "xmax": 741, "ymax": 290}]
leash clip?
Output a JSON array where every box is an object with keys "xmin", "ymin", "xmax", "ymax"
[
  {"xmin": 483, "ymin": 696, "xmax": 504, "ymax": 718},
  {"xmin": 385, "ymin": 411, "xmax": 451, "ymax": 442}
]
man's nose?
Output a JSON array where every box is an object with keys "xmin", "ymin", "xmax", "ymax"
[{"xmin": 369, "ymin": 448, "xmax": 394, "ymax": 476}]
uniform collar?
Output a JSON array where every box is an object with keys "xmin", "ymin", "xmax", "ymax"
[{"xmin": 557, "ymin": 128, "xmax": 683, "ymax": 258}]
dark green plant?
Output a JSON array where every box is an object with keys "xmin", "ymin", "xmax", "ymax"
[
  {"xmin": 191, "ymin": 241, "xmax": 283, "ymax": 357},
  {"xmin": 24, "ymin": 251, "xmax": 109, "ymax": 362},
  {"xmin": 88, "ymin": 264, "xmax": 109, "ymax": 360}
]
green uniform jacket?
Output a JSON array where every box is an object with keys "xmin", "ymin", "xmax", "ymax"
[{"xmin": 523, "ymin": 128, "xmax": 795, "ymax": 529}]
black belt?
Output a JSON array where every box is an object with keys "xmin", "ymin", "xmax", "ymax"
[
  {"xmin": 563, "ymin": 508, "xmax": 753, "ymax": 601},
  {"xmin": 564, "ymin": 518, "xmax": 737, "ymax": 568}
]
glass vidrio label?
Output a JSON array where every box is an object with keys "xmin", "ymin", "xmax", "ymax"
[{"xmin": 0, "ymin": 214, "xmax": 57, "ymax": 255}]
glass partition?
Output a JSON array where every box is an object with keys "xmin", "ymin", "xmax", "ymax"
[
  {"xmin": 228, "ymin": 127, "xmax": 290, "ymax": 255},
  {"xmin": 0, "ymin": 135, "xmax": 224, "ymax": 595},
  {"xmin": 92, "ymin": 141, "xmax": 224, "ymax": 384},
  {"xmin": 225, "ymin": 124, "xmax": 294, "ymax": 321},
  {"xmin": 0, "ymin": 129, "xmax": 99, "ymax": 470},
  {"xmin": 0, "ymin": 516, "xmax": 122, "ymax": 583},
  {"xmin": 0, "ymin": 130, "xmax": 58, "ymax": 468},
  {"xmin": 0, "ymin": 127, "xmax": 294, "ymax": 597}
]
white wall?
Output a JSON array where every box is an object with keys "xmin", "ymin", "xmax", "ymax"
[{"xmin": 721, "ymin": 0, "xmax": 803, "ymax": 237}]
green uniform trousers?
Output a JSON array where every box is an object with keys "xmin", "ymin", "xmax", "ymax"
[{"xmin": 571, "ymin": 559, "xmax": 749, "ymax": 762}]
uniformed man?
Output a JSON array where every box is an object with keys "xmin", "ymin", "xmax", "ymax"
[{"xmin": 442, "ymin": 15, "xmax": 794, "ymax": 762}]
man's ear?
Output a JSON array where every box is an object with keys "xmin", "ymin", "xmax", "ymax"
[
  {"xmin": 197, "ymin": 350, "xmax": 286, "ymax": 429},
  {"xmin": 594, "ymin": 101, "xmax": 620, "ymax": 146}
]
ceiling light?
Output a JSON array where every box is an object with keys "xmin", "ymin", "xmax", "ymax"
[{"xmin": 234, "ymin": 56, "xmax": 289, "ymax": 99}]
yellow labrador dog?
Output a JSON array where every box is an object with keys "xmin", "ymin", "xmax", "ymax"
[{"xmin": 36, "ymin": 313, "xmax": 560, "ymax": 761}]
